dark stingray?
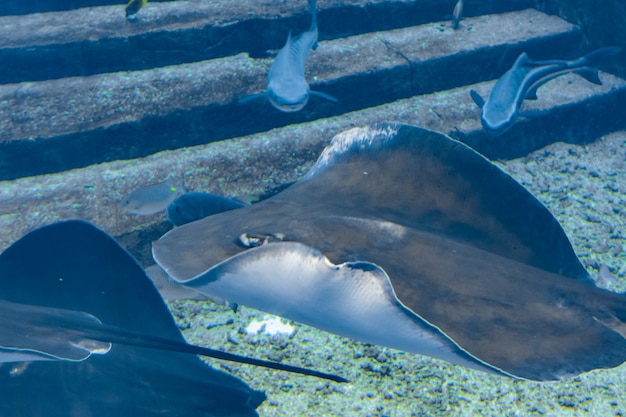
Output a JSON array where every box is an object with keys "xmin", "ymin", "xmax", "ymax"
[
  {"xmin": 0, "ymin": 221, "xmax": 345, "ymax": 417},
  {"xmin": 166, "ymin": 192, "xmax": 246, "ymax": 226},
  {"xmin": 153, "ymin": 123, "xmax": 626, "ymax": 381}
]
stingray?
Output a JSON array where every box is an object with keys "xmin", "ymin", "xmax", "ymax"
[
  {"xmin": 153, "ymin": 123, "xmax": 626, "ymax": 381},
  {"xmin": 0, "ymin": 221, "xmax": 345, "ymax": 417}
]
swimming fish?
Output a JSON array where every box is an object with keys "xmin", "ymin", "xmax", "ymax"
[
  {"xmin": 240, "ymin": 0, "xmax": 337, "ymax": 112},
  {"xmin": 154, "ymin": 123, "xmax": 626, "ymax": 381},
  {"xmin": 452, "ymin": 0, "xmax": 464, "ymax": 30},
  {"xmin": 125, "ymin": 0, "xmax": 147, "ymax": 18},
  {"xmin": 470, "ymin": 47, "xmax": 621, "ymax": 135},
  {"xmin": 166, "ymin": 192, "xmax": 246, "ymax": 227},
  {"xmin": 121, "ymin": 177, "xmax": 185, "ymax": 215}
]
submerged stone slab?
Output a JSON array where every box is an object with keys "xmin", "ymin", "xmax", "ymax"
[
  {"xmin": 0, "ymin": 9, "xmax": 581, "ymax": 180},
  {"xmin": 1, "ymin": 70, "xmax": 623, "ymax": 258},
  {"xmin": 0, "ymin": 0, "xmax": 534, "ymax": 83}
]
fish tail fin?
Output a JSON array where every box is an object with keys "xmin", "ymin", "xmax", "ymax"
[
  {"xmin": 571, "ymin": 46, "xmax": 622, "ymax": 70},
  {"xmin": 573, "ymin": 67, "xmax": 602, "ymax": 85},
  {"xmin": 308, "ymin": 0, "xmax": 318, "ymax": 33},
  {"xmin": 582, "ymin": 46, "xmax": 622, "ymax": 64},
  {"xmin": 470, "ymin": 89, "xmax": 485, "ymax": 109}
]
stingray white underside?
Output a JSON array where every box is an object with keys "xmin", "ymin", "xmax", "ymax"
[{"xmin": 168, "ymin": 241, "xmax": 503, "ymax": 376}]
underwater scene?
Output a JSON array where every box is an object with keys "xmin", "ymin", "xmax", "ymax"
[{"xmin": 1, "ymin": 0, "xmax": 626, "ymax": 416}]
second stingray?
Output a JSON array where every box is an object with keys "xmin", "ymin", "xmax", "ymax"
[{"xmin": 153, "ymin": 123, "xmax": 626, "ymax": 381}]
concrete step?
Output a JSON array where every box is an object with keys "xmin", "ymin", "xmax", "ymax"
[
  {"xmin": 1, "ymin": 3, "xmax": 625, "ymax": 258},
  {"xmin": 0, "ymin": 0, "xmax": 171, "ymax": 16},
  {"xmin": 1, "ymin": 69, "xmax": 624, "ymax": 258},
  {"xmin": 0, "ymin": 0, "xmax": 533, "ymax": 83},
  {"xmin": 0, "ymin": 9, "xmax": 584, "ymax": 180}
]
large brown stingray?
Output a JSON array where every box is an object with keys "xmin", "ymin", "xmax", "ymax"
[{"xmin": 153, "ymin": 123, "xmax": 626, "ymax": 381}]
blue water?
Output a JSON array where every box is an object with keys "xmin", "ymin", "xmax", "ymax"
[{"xmin": 0, "ymin": 0, "xmax": 625, "ymax": 416}]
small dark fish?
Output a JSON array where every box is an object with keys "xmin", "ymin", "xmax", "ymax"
[
  {"xmin": 166, "ymin": 192, "xmax": 246, "ymax": 226},
  {"xmin": 239, "ymin": 0, "xmax": 337, "ymax": 112},
  {"xmin": 470, "ymin": 47, "xmax": 622, "ymax": 135},
  {"xmin": 121, "ymin": 178, "xmax": 185, "ymax": 215},
  {"xmin": 125, "ymin": 0, "xmax": 147, "ymax": 18},
  {"xmin": 452, "ymin": 0, "xmax": 464, "ymax": 30}
]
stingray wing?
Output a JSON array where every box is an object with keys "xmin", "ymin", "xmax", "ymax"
[
  {"xmin": 0, "ymin": 221, "xmax": 264, "ymax": 417},
  {"xmin": 153, "ymin": 123, "xmax": 626, "ymax": 380}
]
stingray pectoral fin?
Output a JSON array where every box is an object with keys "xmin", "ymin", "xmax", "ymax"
[
  {"xmin": 174, "ymin": 241, "xmax": 504, "ymax": 376},
  {"xmin": 310, "ymin": 90, "xmax": 338, "ymax": 103}
]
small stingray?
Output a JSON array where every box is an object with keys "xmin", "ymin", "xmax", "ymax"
[
  {"xmin": 0, "ymin": 221, "xmax": 345, "ymax": 417},
  {"xmin": 153, "ymin": 123, "xmax": 626, "ymax": 381},
  {"xmin": 167, "ymin": 192, "xmax": 246, "ymax": 226}
]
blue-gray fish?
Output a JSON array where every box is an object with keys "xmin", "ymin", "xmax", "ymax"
[
  {"xmin": 241, "ymin": 0, "xmax": 337, "ymax": 112},
  {"xmin": 166, "ymin": 192, "xmax": 246, "ymax": 226},
  {"xmin": 470, "ymin": 47, "xmax": 621, "ymax": 135},
  {"xmin": 121, "ymin": 178, "xmax": 185, "ymax": 215}
]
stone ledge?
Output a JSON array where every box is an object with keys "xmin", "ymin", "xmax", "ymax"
[
  {"xmin": 1, "ymin": 70, "xmax": 623, "ymax": 257},
  {"xmin": 0, "ymin": 9, "xmax": 581, "ymax": 180},
  {"xmin": 0, "ymin": 0, "xmax": 535, "ymax": 83}
]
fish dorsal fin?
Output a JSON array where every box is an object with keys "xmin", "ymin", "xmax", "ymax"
[
  {"xmin": 573, "ymin": 67, "xmax": 602, "ymax": 85},
  {"xmin": 469, "ymin": 89, "xmax": 485, "ymax": 108},
  {"xmin": 512, "ymin": 52, "xmax": 533, "ymax": 69}
]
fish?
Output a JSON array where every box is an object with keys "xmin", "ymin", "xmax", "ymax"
[
  {"xmin": 240, "ymin": 0, "xmax": 338, "ymax": 112},
  {"xmin": 0, "ymin": 220, "xmax": 347, "ymax": 417},
  {"xmin": 452, "ymin": 0, "xmax": 464, "ymax": 30},
  {"xmin": 166, "ymin": 192, "xmax": 246, "ymax": 227},
  {"xmin": 153, "ymin": 123, "xmax": 626, "ymax": 381},
  {"xmin": 125, "ymin": 0, "xmax": 147, "ymax": 18},
  {"xmin": 470, "ymin": 47, "xmax": 622, "ymax": 135},
  {"xmin": 121, "ymin": 177, "xmax": 185, "ymax": 215}
]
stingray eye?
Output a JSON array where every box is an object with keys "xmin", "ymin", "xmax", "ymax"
[
  {"xmin": 238, "ymin": 233, "xmax": 266, "ymax": 248},
  {"xmin": 238, "ymin": 232, "xmax": 286, "ymax": 248}
]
